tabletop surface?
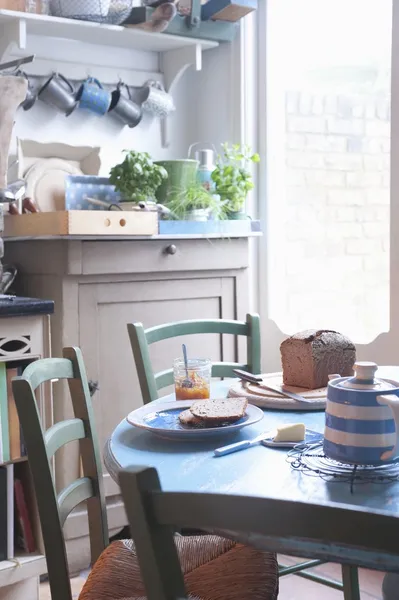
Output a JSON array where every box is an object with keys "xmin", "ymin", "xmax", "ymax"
[{"xmin": 104, "ymin": 366, "xmax": 399, "ymax": 516}]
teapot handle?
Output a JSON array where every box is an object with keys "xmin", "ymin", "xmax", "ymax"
[{"xmin": 377, "ymin": 392, "xmax": 399, "ymax": 460}]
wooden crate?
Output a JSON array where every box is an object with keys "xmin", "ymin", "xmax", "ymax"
[{"xmin": 4, "ymin": 210, "xmax": 158, "ymax": 238}]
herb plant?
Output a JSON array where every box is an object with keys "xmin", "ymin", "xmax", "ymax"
[
  {"xmin": 165, "ymin": 182, "xmax": 220, "ymax": 220},
  {"xmin": 211, "ymin": 143, "xmax": 260, "ymax": 214},
  {"xmin": 109, "ymin": 150, "xmax": 168, "ymax": 203}
]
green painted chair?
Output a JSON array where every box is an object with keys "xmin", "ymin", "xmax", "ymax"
[
  {"xmin": 127, "ymin": 315, "xmax": 361, "ymax": 600},
  {"xmin": 127, "ymin": 313, "xmax": 261, "ymax": 405},
  {"xmin": 11, "ymin": 348, "xmax": 145, "ymax": 600},
  {"xmin": 119, "ymin": 466, "xmax": 371, "ymax": 600}
]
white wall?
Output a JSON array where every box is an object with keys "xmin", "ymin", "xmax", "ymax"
[{"xmin": 9, "ymin": 33, "xmax": 240, "ymax": 178}]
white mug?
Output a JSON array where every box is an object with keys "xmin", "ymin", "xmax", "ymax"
[{"xmin": 135, "ymin": 80, "xmax": 175, "ymax": 118}]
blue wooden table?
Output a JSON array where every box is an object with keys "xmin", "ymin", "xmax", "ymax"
[{"xmin": 104, "ymin": 367, "xmax": 399, "ymax": 600}]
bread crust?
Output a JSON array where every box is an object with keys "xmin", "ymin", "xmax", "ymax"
[{"xmin": 280, "ymin": 329, "xmax": 356, "ymax": 389}]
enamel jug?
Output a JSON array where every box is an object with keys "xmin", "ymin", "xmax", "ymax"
[{"xmin": 325, "ymin": 362, "xmax": 399, "ymax": 465}]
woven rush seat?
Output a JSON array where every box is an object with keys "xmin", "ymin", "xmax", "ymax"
[{"xmin": 79, "ymin": 536, "xmax": 279, "ymax": 600}]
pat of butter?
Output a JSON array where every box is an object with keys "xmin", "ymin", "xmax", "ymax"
[{"xmin": 273, "ymin": 423, "xmax": 306, "ymax": 443}]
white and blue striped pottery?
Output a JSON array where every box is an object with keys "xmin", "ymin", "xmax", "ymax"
[{"xmin": 325, "ymin": 367, "xmax": 399, "ymax": 465}]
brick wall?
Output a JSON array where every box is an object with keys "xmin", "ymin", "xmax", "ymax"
[{"xmin": 279, "ymin": 90, "xmax": 390, "ymax": 341}]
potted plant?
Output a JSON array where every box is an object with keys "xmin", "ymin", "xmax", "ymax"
[
  {"xmin": 165, "ymin": 182, "xmax": 221, "ymax": 221},
  {"xmin": 211, "ymin": 143, "xmax": 260, "ymax": 219},
  {"xmin": 109, "ymin": 150, "xmax": 168, "ymax": 206}
]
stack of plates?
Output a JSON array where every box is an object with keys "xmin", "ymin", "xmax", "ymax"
[{"xmin": 25, "ymin": 158, "xmax": 83, "ymax": 212}]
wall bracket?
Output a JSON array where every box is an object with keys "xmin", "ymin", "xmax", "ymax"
[
  {"xmin": 0, "ymin": 19, "xmax": 27, "ymax": 62},
  {"xmin": 160, "ymin": 44, "xmax": 202, "ymax": 148}
]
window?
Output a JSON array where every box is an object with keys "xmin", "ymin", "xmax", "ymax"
[{"xmin": 266, "ymin": 0, "xmax": 392, "ymax": 343}]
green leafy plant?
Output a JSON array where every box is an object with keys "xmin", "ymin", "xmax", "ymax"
[
  {"xmin": 165, "ymin": 182, "xmax": 221, "ymax": 220},
  {"xmin": 109, "ymin": 150, "xmax": 168, "ymax": 203},
  {"xmin": 211, "ymin": 143, "xmax": 260, "ymax": 214}
]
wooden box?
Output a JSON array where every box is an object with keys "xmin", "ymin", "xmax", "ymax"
[
  {"xmin": 4, "ymin": 210, "xmax": 158, "ymax": 238},
  {"xmin": 201, "ymin": 0, "xmax": 257, "ymax": 21}
]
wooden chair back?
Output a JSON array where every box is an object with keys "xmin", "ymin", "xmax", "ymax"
[
  {"xmin": 127, "ymin": 313, "xmax": 261, "ymax": 404},
  {"xmin": 12, "ymin": 347, "xmax": 108, "ymax": 600},
  {"xmin": 119, "ymin": 466, "xmax": 399, "ymax": 600}
]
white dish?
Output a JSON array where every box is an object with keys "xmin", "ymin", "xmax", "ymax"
[
  {"xmin": 25, "ymin": 158, "xmax": 83, "ymax": 212},
  {"xmin": 126, "ymin": 400, "xmax": 264, "ymax": 441}
]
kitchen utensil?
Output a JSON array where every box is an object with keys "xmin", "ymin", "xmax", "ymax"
[
  {"xmin": 188, "ymin": 142, "xmax": 217, "ymax": 191},
  {"xmin": 16, "ymin": 71, "xmax": 37, "ymax": 111},
  {"xmin": 135, "ymin": 80, "xmax": 175, "ymax": 118},
  {"xmin": 228, "ymin": 373, "xmax": 327, "ymax": 410},
  {"xmin": 0, "ymin": 76, "xmax": 28, "ymax": 192},
  {"xmin": 76, "ymin": 77, "xmax": 112, "ymax": 116},
  {"xmin": 0, "ymin": 265, "xmax": 17, "ymax": 294},
  {"xmin": 325, "ymin": 361, "xmax": 399, "ymax": 465},
  {"xmin": 50, "ymin": 0, "xmax": 111, "ymax": 20},
  {"xmin": 181, "ymin": 344, "xmax": 193, "ymax": 388},
  {"xmin": 126, "ymin": 399, "xmax": 264, "ymax": 441},
  {"xmin": 108, "ymin": 82, "xmax": 142, "ymax": 128},
  {"xmin": 105, "ymin": 0, "xmax": 134, "ymax": 24},
  {"xmin": 38, "ymin": 73, "xmax": 77, "ymax": 116},
  {"xmin": 0, "ymin": 55, "xmax": 35, "ymax": 73},
  {"xmin": 127, "ymin": 1, "xmax": 176, "ymax": 32},
  {"xmin": 86, "ymin": 197, "xmax": 121, "ymax": 210},
  {"xmin": 25, "ymin": 158, "xmax": 83, "ymax": 211},
  {"xmin": 22, "ymin": 197, "xmax": 39, "ymax": 213},
  {"xmin": 233, "ymin": 369, "xmax": 314, "ymax": 404},
  {"xmin": 214, "ymin": 430, "xmax": 273, "ymax": 457},
  {"xmin": 0, "ymin": 179, "xmax": 26, "ymax": 204}
]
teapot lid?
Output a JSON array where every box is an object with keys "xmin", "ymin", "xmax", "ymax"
[{"xmin": 335, "ymin": 361, "xmax": 397, "ymax": 391}]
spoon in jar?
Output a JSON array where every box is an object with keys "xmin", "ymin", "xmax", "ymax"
[{"xmin": 182, "ymin": 344, "xmax": 193, "ymax": 388}]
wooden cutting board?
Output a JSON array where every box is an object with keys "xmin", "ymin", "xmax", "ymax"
[{"xmin": 228, "ymin": 372, "xmax": 326, "ymax": 411}]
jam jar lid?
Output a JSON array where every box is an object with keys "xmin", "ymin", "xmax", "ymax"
[{"xmin": 335, "ymin": 361, "xmax": 397, "ymax": 391}]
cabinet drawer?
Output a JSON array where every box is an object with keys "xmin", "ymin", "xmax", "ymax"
[{"xmin": 80, "ymin": 238, "xmax": 249, "ymax": 275}]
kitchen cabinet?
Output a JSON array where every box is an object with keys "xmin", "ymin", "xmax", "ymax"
[{"xmin": 4, "ymin": 235, "xmax": 251, "ymax": 572}]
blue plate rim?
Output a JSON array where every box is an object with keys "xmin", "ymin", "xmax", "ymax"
[{"xmin": 126, "ymin": 399, "xmax": 264, "ymax": 436}]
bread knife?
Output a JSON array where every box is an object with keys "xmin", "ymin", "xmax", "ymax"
[{"xmin": 233, "ymin": 369, "xmax": 314, "ymax": 404}]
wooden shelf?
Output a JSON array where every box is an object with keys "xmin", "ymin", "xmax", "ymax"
[
  {"xmin": 0, "ymin": 456, "xmax": 28, "ymax": 468},
  {"xmin": 0, "ymin": 9, "xmax": 218, "ymax": 55},
  {"xmin": 0, "ymin": 553, "xmax": 46, "ymax": 587},
  {"xmin": 0, "ymin": 9, "xmax": 219, "ymax": 148}
]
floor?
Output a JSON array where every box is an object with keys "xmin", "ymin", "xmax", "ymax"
[{"xmin": 38, "ymin": 558, "xmax": 385, "ymax": 599}]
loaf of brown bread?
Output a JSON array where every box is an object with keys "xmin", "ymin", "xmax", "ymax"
[{"xmin": 280, "ymin": 330, "xmax": 356, "ymax": 389}]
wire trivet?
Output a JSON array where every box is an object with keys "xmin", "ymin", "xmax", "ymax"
[{"xmin": 287, "ymin": 442, "xmax": 399, "ymax": 493}]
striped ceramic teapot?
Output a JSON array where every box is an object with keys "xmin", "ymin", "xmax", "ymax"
[{"xmin": 324, "ymin": 362, "xmax": 399, "ymax": 465}]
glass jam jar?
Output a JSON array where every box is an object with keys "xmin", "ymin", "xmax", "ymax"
[{"xmin": 173, "ymin": 358, "xmax": 212, "ymax": 400}]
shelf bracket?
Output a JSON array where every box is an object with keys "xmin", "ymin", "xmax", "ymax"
[
  {"xmin": 0, "ymin": 19, "xmax": 27, "ymax": 63},
  {"xmin": 161, "ymin": 44, "xmax": 202, "ymax": 148}
]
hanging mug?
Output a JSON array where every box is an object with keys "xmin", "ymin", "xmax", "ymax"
[
  {"xmin": 135, "ymin": 80, "xmax": 175, "ymax": 118},
  {"xmin": 108, "ymin": 82, "xmax": 142, "ymax": 128},
  {"xmin": 38, "ymin": 72, "xmax": 77, "ymax": 116},
  {"xmin": 76, "ymin": 77, "xmax": 112, "ymax": 116},
  {"xmin": 17, "ymin": 71, "xmax": 36, "ymax": 111}
]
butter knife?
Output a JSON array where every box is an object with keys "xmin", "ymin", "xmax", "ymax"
[
  {"xmin": 214, "ymin": 431, "xmax": 275, "ymax": 457},
  {"xmin": 233, "ymin": 369, "xmax": 314, "ymax": 404}
]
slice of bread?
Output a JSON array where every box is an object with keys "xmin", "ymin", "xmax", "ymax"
[
  {"xmin": 178, "ymin": 408, "xmax": 224, "ymax": 428},
  {"xmin": 179, "ymin": 409, "xmax": 206, "ymax": 428},
  {"xmin": 190, "ymin": 398, "xmax": 248, "ymax": 424}
]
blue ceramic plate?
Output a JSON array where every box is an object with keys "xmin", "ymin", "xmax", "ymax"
[{"xmin": 126, "ymin": 400, "xmax": 264, "ymax": 441}]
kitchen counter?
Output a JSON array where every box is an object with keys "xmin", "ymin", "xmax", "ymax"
[
  {"xmin": 0, "ymin": 295, "xmax": 54, "ymax": 317},
  {"xmin": 4, "ymin": 234, "xmax": 252, "ymax": 572},
  {"xmin": 5, "ymin": 232, "xmax": 262, "ymax": 241}
]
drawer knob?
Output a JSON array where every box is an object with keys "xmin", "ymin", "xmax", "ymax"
[{"xmin": 165, "ymin": 244, "xmax": 177, "ymax": 255}]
